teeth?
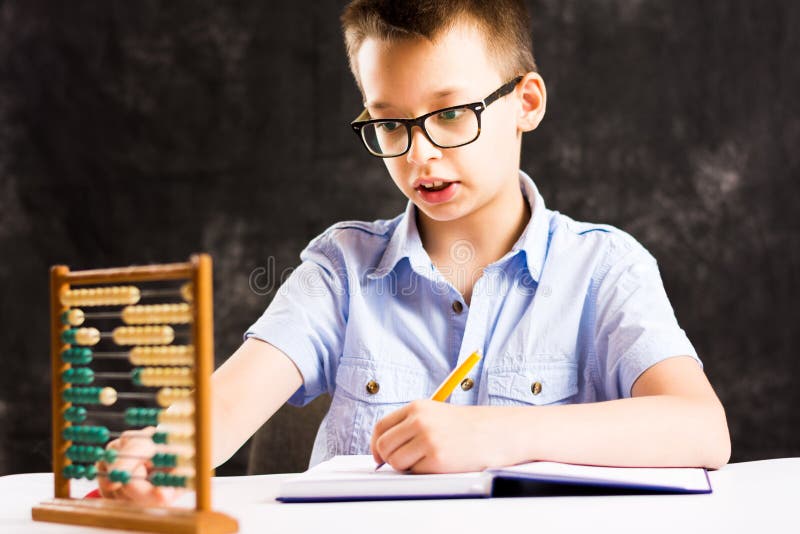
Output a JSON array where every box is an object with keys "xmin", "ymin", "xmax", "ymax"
[{"xmin": 421, "ymin": 181, "xmax": 445, "ymax": 190}]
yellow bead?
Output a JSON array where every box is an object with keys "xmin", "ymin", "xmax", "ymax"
[
  {"xmin": 66, "ymin": 309, "xmax": 85, "ymax": 326},
  {"xmin": 176, "ymin": 454, "xmax": 195, "ymax": 468},
  {"xmin": 180, "ymin": 283, "xmax": 193, "ymax": 303},
  {"xmin": 60, "ymin": 286, "xmax": 140, "ymax": 307},
  {"xmin": 130, "ymin": 345, "xmax": 194, "ymax": 366},
  {"xmin": 121, "ymin": 304, "xmax": 192, "ymax": 325},
  {"xmin": 158, "ymin": 429, "xmax": 195, "ymax": 447},
  {"xmin": 112, "ymin": 326, "xmax": 174, "ymax": 346},
  {"xmin": 156, "ymin": 388, "xmax": 193, "ymax": 407},
  {"xmin": 74, "ymin": 327, "xmax": 100, "ymax": 346},
  {"xmin": 138, "ymin": 367, "xmax": 194, "ymax": 387},
  {"xmin": 157, "ymin": 405, "xmax": 194, "ymax": 426},
  {"xmin": 98, "ymin": 387, "xmax": 118, "ymax": 406}
]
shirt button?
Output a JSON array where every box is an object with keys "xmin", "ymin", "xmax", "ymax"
[
  {"xmin": 531, "ymin": 381, "xmax": 542, "ymax": 396},
  {"xmin": 365, "ymin": 380, "xmax": 380, "ymax": 395},
  {"xmin": 460, "ymin": 378, "xmax": 474, "ymax": 391},
  {"xmin": 452, "ymin": 300, "xmax": 464, "ymax": 314}
]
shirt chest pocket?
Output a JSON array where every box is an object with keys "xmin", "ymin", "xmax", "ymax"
[
  {"xmin": 328, "ymin": 358, "xmax": 431, "ymax": 455},
  {"xmin": 486, "ymin": 359, "xmax": 578, "ymax": 406}
]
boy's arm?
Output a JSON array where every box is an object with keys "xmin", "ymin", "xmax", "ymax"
[
  {"xmin": 371, "ymin": 355, "xmax": 731, "ymax": 473},
  {"xmin": 211, "ymin": 337, "xmax": 303, "ymax": 468}
]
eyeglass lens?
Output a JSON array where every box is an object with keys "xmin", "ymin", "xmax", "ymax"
[{"xmin": 360, "ymin": 106, "xmax": 479, "ymax": 157}]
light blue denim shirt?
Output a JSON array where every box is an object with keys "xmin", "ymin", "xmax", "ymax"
[{"xmin": 246, "ymin": 171, "xmax": 700, "ymax": 467}]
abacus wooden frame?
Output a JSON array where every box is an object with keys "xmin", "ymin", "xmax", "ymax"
[{"xmin": 32, "ymin": 254, "xmax": 238, "ymax": 534}]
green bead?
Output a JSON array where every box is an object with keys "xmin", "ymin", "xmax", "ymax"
[
  {"xmin": 63, "ymin": 387, "xmax": 103, "ymax": 405},
  {"xmin": 62, "ymin": 425, "xmax": 109, "ymax": 444},
  {"xmin": 151, "ymin": 453, "xmax": 177, "ymax": 468},
  {"xmin": 125, "ymin": 407, "xmax": 160, "ymax": 426},
  {"xmin": 66, "ymin": 445, "xmax": 84, "ymax": 461},
  {"xmin": 84, "ymin": 464, "xmax": 97, "ymax": 480},
  {"xmin": 104, "ymin": 448, "xmax": 118, "ymax": 463},
  {"xmin": 61, "ymin": 329, "xmax": 76, "ymax": 344},
  {"xmin": 72, "ymin": 464, "xmax": 86, "ymax": 478},
  {"xmin": 110, "ymin": 469, "xmax": 130, "ymax": 484},
  {"xmin": 131, "ymin": 367, "xmax": 143, "ymax": 386},
  {"xmin": 62, "ymin": 347, "xmax": 92, "ymax": 364},
  {"xmin": 64, "ymin": 406, "xmax": 87, "ymax": 423},
  {"xmin": 62, "ymin": 368, "xmax": 94, "ymax": 385},
  {"xmin": 152, "ymin": 432, "xmax": 167, "ymax": 444}
]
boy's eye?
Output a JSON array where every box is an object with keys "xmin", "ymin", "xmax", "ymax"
[
  {"xmin": 436, "ymin": 108, "xmax": 467, "ymax": 121},
  {"xmin": 377, "ymin": 121, "xmax": 402, "ymax": 132}
]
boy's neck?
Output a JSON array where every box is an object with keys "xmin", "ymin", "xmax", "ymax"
[{"xmin": 417, "ymin": 176, "xmax": 531, "ymax": 269}]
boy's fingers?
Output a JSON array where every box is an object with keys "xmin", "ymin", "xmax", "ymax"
[{"xmin": 373, "ymin": 404, "xmax": 410, "ymax": 437}]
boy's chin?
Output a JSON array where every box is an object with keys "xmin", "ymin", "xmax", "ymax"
[{"xmin": 413, "ymin": 202, "xmax": 468, "ymax": 224}]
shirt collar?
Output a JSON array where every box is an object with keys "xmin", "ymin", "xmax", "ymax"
[{"xmin": 367, "ymin": 170, "xmax": 550, "ymax": 282}]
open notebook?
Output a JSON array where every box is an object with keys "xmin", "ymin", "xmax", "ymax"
[{"xmin": 277, "ymin": 455, "xmax": 712, "ymax": 502}]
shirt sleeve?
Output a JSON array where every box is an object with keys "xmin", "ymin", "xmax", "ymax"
[
  {"xmin": 593, "ymin": 238, "xmax": 701, "ymax": 399},
  {"xmin": 245, "ymin": 234, "xmax": 348, "ymax": 406}
]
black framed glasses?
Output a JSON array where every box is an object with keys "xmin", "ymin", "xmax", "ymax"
[{"xmin": 351, "ymin": 76, "xmax": 523, "ymax": 158}]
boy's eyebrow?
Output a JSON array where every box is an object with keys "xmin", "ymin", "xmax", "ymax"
[{"xmin": 365, "ymin": 86, "xmax": 469, "ymax": 110}]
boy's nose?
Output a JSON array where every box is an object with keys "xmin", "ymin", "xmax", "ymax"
[{"xmin": 406, "ymin": 126, "xmax": 441, "ymax": 165}]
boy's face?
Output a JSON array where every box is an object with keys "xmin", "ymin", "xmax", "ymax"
[{"xmin": 356, "ymin": 22, "xmax": 539, "ymax": 225}]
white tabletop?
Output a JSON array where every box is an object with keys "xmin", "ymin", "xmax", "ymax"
[{"xmin": 2, "ymin": 458, "xmax": 798, "ymax": 534}]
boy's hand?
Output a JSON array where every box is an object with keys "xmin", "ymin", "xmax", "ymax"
[
  {"xmin": 97, "ymin": 426, "xmax": 184, "ymax": 506},
  {"xmin": 370, "ymin": 400, "xmax": 506, "ymax": 473}
]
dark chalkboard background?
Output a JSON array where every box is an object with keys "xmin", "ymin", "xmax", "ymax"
[{"xmin": 1, "ymin": 1, "xmax": 798, "ymax": 477}]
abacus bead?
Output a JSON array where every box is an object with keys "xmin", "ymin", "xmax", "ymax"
[
  {"xmin": 61, "ymin": 329, "xmax": 76, "ymax": 344},
  {"xmin": 64, "ymin": 406, "xmax": 87, "ymax": 423},
  {"xmin": 95, "ymin": 427, "xmax": 110, "ymax": 443},
  {"xmin": 72, "ymin": 464, "xmax": 86, "ymax": 478},
  {"xmin": 103, "ymin": 448, "xmax": 117, "ymax": 463},
  {"xmin": 130, "ymin": 345, "xmax": 194, "ymax": 366},
  {"xmin": 156, "ymin": 387, "xmax": 192, "ymax": 407},
  {"xmin": 121, "ymin": 303, "xmax": 192, "ymax": 325},
  {"xmin": 131, "ymin": 368, "xmax": 143, "ymax": 386},
  {"xmin": 74, "ymin": 328, "xmax": 101, "ymax": 346},
  {"xmin": 62, "ymin": 368, "xmax": 94, "ymax": 385},
  {"xmin": 112, "ymin": 326, "xmax": 175, "ymax": 346},
  {"xmin": 84, "ymin": 464, "xmax": 97, "ymax": 480},
  {"xmin": 98, "ymin": 387, "xmax": 118, "ymax": 406},
  {"xmin": 62, "ymin": 347, "xmax": 92, "ymax": 364},
  {"xmin": 61, "ymin": 309, "xmax": 85, "ymax": 326},
  {"xmin": 60, "ymin": 286, "xmax": 141, "ymax": 306},
  {"xmin": 180, "ymin": 282, "xmax": 193, "ymax": 302}
]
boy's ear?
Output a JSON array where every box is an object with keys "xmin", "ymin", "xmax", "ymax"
[{"xmin": 516, "ymin": 72, "xmax": 547, "ymax": 133}]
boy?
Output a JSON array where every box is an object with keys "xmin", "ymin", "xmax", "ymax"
[{"xmin": 101, "ymin": 0, "xmax": 730, "ymax": 503}]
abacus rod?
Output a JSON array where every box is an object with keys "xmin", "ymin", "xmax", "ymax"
[
  {"xmin": 115, "ymin": 392, "xmax": 157, "ymax": 400},
  {"xmin": 97, "ymin": 331, "xmax": 192, "ymax": 338},
  {"xmin": 91, "ymin": 372, "xmax": 136, "ymax": 380},
  {"xmin": 139, "ymin": 288, "xmax": 185, "ymax": 298},
  {"xmin": 80, "ymin": 311, "xmax": 123, "ymax": 319},
  {"xmin": 90, "ymin": 351, "xmax": 131, "ymax": 359}
]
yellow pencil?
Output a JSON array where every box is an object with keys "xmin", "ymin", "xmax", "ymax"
[{"xmin": 374, "ymin": 351, "xmax": 482, "ymax": 470}]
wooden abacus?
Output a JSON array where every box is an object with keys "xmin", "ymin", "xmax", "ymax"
[{"xmin": 32, "ymin": 254, "xmax": 238, "ymax": 533}]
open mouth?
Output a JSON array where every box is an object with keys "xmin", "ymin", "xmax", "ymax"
[{"xmin": 416, "ymin": 181, "xmax": 453, "ymax": 192}]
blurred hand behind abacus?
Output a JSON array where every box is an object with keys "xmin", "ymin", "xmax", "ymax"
[{"xmin": 97, "ymin": 426, "xmax": 185, "ymax": 506}]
